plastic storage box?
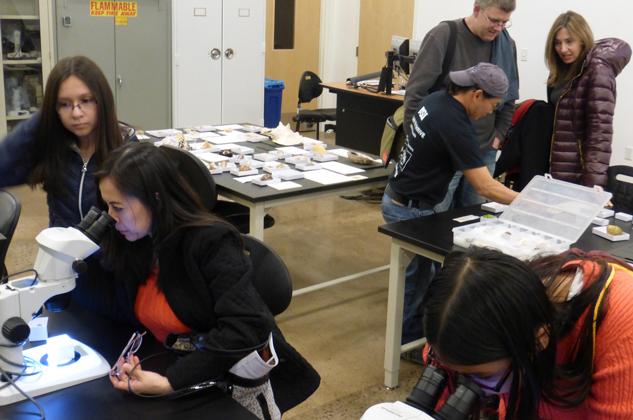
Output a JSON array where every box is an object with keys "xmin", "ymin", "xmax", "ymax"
[{"xmin": 453, "ymin": 175, "xmax": 612, "ymax": 260}]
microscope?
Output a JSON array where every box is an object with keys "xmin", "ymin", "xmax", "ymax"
[
  {"xmin": 0, "ymin": 208, "xmax": 113, "ymax": 405},
  {"xmin": 362, "ymin": 365, "xmax": 488, "ymax": 420}
]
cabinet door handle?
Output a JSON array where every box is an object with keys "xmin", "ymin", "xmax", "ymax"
[
  {"xmin": 209, "ymin": 48, "xmax": 221, "ymax": 60},
  {"xmin": 116, "ymin": 75, "xmax": 123, "ymax": 87},
  {"xmin": 224, "ymin": 48, "xmax": 234, "ymax": 59}
]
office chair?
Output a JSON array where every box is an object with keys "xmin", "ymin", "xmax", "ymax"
[
  {"xmin": 293, "ymin": 71, "xmax": 336, "ymax": 140},
  {"xmin": 159, "ymin": 145, "xmax": 274, "ymax": 233},
  {"xmin": 242, "ymin": 235, "xmax": 292, "ymax": 316},
  {"xmin": 0, "ymin": 190, "xmax": 21, "ymax": 278},
  {"xmin": 607, "ymin": 165, "xmax": 633, "ymax": 213}
]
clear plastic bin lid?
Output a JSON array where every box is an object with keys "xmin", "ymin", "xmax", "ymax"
[{"xmin": 500, "ymin": 175, "xmax": 612, "ymax": 243}]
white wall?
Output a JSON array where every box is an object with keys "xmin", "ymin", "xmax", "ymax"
[
  {"xmin": 319, "ymin": 0, "xmax": 360, "ymax": 109},
  {"xmin": 413, "ymin": 0, "xmax": 633, "ymax": 166}
]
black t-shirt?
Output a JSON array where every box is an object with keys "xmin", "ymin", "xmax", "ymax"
[{"xmin": 390, "ymin": 90, "xmax": 484, "ymax": 206}]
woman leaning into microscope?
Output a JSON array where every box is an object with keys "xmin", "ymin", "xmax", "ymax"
[
  {"xmin": 94, "ymin": 142, "xmax": 319, "ymax": 419},
  {"xmin": 422, "ymin": 247, "xmax": 633, "ymax": 419}
]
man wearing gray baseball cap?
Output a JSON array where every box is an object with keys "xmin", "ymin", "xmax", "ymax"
[
  {"xmin": 448, "ymin": 62, "xmax": 509, "ymax": 98},
  {"xmin": 381, "ymin": 62, "xmax": 517, "ymax": 346}
]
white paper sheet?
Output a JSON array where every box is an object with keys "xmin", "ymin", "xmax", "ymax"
[
  {"xmin": 146, "ymin": 128, "xmax": 182, "ymax": 137},
  {"xmin": 270, "ymin": 181, "xmax": 302, "ymax": 190},
  {"xmin": 275, "ymin": 146, "xmax": 311, "ymax": 156},
  {"xmin": 190, "ymin": 125, "xmax": 216, "ymax": 132},
  {"xmin": 207, "ymin": 135, "xmax": 244, "ymax": 144},
  {"xmin": 304, "ymin": 169, "xmax": 351, "ymax": 185},
  {"xmin": 233, "ymin": 174, "xmax": 261, "ymax": 183},
  {"xmin": 198, "ymin": 132, "xmax": 220, "ymax": 140},
  {"xmin": 194, "ymin": 152, "xmax": 230, "ymax": 163},
  {"xmin": 215, "ymin": 124, "xmax": 245, "ymax": 131},
  {"xmin": 321, "ymin": 161, "xmax": 365, "ymax": 175},
  {"xmin": 191, "ymin": 143, "xmax": 240, "ymax": 154}
]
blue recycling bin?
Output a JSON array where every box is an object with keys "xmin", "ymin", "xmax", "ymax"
[{"xmin": 264, "ymin": 78, "xmax": 285, "ymax": 128}]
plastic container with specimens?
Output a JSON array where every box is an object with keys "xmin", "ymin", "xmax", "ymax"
[{"xmin": 452, "ymin": 175, "xmax": 612, "ymax": 260}]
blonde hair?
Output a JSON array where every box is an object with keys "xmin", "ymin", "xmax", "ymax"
[{"xmin": 545, "ymin": 11, "xmax": 594, "ymax": 86}]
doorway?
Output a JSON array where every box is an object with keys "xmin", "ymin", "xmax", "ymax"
[
  {"xmin": 265, "ymin": 0, "xmax": 321, "ymax": 119},
  {"xmin": 357, "ymin": 0, "xmax": 413, "ymax": 75}
]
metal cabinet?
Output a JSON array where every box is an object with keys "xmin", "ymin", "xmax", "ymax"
[
  {"xmin": 172, "ymin": 0, "xmax": 265, "ymax": 127},
  {"xmin": 0, "ymin": 0, "xmax": 53, "ymax": 137},
  {"xmin": 54, "ymin": 0, "xmax": 171, "ymax": 130}
]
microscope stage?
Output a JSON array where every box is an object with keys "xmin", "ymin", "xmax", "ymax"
[{"xmin": 0, "ymin": 335, "xmax": 110, "ymax": 406}]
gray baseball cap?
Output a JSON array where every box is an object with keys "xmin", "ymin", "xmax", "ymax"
[{"xmin": 448, "ymin": 63, "xmax": 509, "ymax": 98}]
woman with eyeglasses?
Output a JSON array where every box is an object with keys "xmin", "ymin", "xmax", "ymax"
[
  {"xmin": 0, "ymin": 55, "xmax": 136, "ymax": 228},
  {"xmin": 423, "ymin": 247, "xmax": 633, "ymax": 419},
  {"xmin": 95, "ymin": 142, "xmax": 319, "ymax": 418},
  {"xmin": 546, "ymin": 11, "xmax": 631, "ymax": 188}
]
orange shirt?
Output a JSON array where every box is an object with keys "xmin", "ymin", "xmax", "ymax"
[
  {"xmin": 538, "ymin": 261, "xmax": 633, "ymax": 419},
  {"xmin": 134, "ymin": 268, "xmax": 191, "ymax": 343}
]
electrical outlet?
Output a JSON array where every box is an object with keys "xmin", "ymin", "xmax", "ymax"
[
  {"xmin": 625, "ymin": 146, "xmax": 633, "ymax": 161},
  {"xmin": 520, "ymin": 49, "xmax": 528, "ymax": 61}
]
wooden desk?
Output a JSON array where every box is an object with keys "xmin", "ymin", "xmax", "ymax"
[
  {"xmin": 378, "ymin": 207, "xmax": 633, "ymax": 388},
  {"xmin": 322, "ymin": 82, "xmax": 403, "ymax": 155}
]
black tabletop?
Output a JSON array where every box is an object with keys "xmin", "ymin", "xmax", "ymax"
[
  {"xmin": 211, "ymin": 140, "xmax": 389, "ymax": 203},
  {"xmin": 0, "ymin": 303, "xmax": 256, "ymax": 420},
  {"xmin": 147, "ymin": 132, "xmax": 390, "ymax": 203},
  {"xmin": 378, "ymin": 206, "xmax": 633, "ymax": 261}
]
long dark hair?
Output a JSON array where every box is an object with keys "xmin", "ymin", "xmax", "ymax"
[
  {"xmin": 529, "ymin": 249, "xmax": 624, "ymax": 407},
  {"xmin": 95, "ymin": 142, "xmax": 225, "ymax": 277},
  {"xmin": 28, "ymin": 56, "xmax": 124, "ymax": 195},
  {"xmin": 423, "ymin": 248, "xmax": 557, "ymax": 419}
]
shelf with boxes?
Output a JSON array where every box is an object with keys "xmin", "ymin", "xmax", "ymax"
[{"xmin": 0, "ymin": 0, "xmax": 52, "ymax": 137}]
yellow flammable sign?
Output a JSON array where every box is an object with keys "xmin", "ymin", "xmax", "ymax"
[{"xmin": 90, "ymin": 1, "xmax": 138, "ymax": 25}]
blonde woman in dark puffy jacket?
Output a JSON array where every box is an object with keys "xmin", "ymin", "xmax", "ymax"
[{"xmin": 546, "ymin": 11, "xmax": 631, "ymax": 188}]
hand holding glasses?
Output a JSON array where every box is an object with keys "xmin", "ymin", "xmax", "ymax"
[{"xmin": 110, "ymin": 331, "xmax": 146, "ymax": 379}]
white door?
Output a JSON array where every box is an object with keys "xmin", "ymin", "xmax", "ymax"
[
  {"xmin": 221, "ymin": 0, "xmax": 264, "ymax": 125},
  {"xmin": 172, "ymin": 0, "xmax": 223, "ymax": 127}
]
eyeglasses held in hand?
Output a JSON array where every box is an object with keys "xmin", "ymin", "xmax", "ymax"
[{"xmin": 110, "ymin": 331, "xmax": 146, "ymax": 378}]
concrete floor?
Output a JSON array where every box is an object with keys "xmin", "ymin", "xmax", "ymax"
[{"xmin": 4, "ymin": 129, "xmax": 422, "ymax": 419}]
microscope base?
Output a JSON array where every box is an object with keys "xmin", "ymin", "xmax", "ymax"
[{"xmin": 0, "ymin": 335, "xmax": 110, "ymax": 406}]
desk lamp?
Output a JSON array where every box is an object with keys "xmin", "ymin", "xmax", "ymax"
[{"xmin": 0, "ymin": 208, "xmax": 112, "ymax": 405}]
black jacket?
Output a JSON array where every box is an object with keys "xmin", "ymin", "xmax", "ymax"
[
  {"xmin": 82, "ymin": 223, "xmax": 319, "ymax": 412},
  {"xmin": 494, "ymin": 100, "xmax": 554, "ymax": 191}
]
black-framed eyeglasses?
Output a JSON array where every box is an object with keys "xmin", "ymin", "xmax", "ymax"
[
  {"xmin": 56, "ymin": 97, "xmax": 98, "ymax": 114},
  {"xmin": 110, "ymin": 331, "xmax": 146, "ymax": 377},
  {"xmin": 482, "ymin": 10, "xmax": 512, "ymax": 29}
]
